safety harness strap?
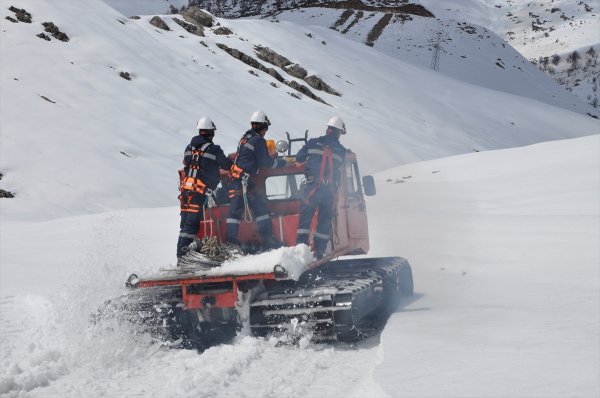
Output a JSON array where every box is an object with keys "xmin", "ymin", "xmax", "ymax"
[
  {"xmin": 304, "ymin": 146, "xmax": 334, "ymax": 204},
  {"xmin": 182, "ymin": 142, "xmax": 213, "ymax": 194}
]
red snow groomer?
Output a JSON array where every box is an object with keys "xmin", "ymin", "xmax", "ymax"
[{"xmin": 122, "ymin": 134, "xmax": 413, "ymax": 349}]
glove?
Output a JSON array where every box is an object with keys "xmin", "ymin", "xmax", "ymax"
[{"xmin": 266, "ymin": 139, "xmax": 277, "ymax": 159}]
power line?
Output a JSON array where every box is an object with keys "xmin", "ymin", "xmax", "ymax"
[{"xmin": 430, "ymin": 32, "xmax": 442, "ymax": 72}]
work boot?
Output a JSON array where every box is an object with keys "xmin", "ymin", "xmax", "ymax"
[
  {"xmin": 262, "ymin": 236, "xmax": 284, "ymax": 251},
  {"xmin": 314, "ymin": 238, "xmax": 328, "ymax": 260}
]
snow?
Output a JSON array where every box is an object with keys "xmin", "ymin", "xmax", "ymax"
[
  {"xmin": 216, "ymin": 244, "xmax": 313, "ymax": 279},
  {"xmin": 101, "ymin": 0, "xmax": 188, "ymax": 17},
  {"xmin": 267, "ymin": 7, "xmax": 598, "ymax": 116},
  {"xmin": 1, "ymin": 0, "xmax": 599, "ymax": 397},
  {"xmin": 2, "ymin": 135, "xmax": 598, "ymax": 397},
  {"xmin": 155, "ymin": 244, "xmax": 314, "ymax": 280},
  {"xmin": 370, "ymin": 135, "xmax": 600, "ymax": 397}
]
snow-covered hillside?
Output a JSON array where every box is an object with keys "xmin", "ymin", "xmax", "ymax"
[
  {"xmin": 265, "ymin": 7, "xmax": 597, "ymax": 116},
  {"xmin": 1, "ymin": 1, "xmax": 597, "ymax": 222},
  {"xmin": 1, "ymin": 135, "xmax": 598, "ymax": 397},
  {"xmin": 149, "ymin": 0, "xmax": 599, "ymax": 108},
  {"xmin": 417, "ymin": 0, "xmax": 600, "ymax": 108}
]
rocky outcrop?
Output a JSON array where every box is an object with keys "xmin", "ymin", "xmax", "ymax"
[
  {"xmin": 365, "ymin": 13, "xmax": 392, "ymax": 47},
  {"xmin": 150, "ymin": 16, "xmax": 170, "ymax": 31},
  {"xmin": 254, "ymin": 45, "xmax": 341, "ymax": 97},
  {"xmin": 304, "ymin": 75, "xmax": 341, "ymax": 96},
  {"xmin": 0, "ymin": 189, "xmax": 14, "ymax": 198},
  {"xmin": 213, "ymin": 26, "xmax": 233, "ymax": 35},
  {"xmin": 331, "ymin": 9, "xmax": 354, "ymax": 30},
  {"xmin": 217, "ymin": 43, "xmax": 268, "ymax": 72},
  {"xmin": 185, "ymin": 1, "xmax": 433, "ymax": 19},
  {"xmin": 283, "ymin": 64, "xmax": 308, "ymax": 79},
  {"xmin": 8, "ymin": 6, "xmax": 32, "ymax": 23},
  {"xmin": 173, "ymin": 17, "xmax": 204, "ymax": 36},
  {"xmin": 36, "ymin": 32, "xmax": 51, "ymax": 41},
  {"xmin": 180, "ymin": 6, "xmax": 214, "ymax": 28},
  {"xmin": 42, "ymin": 22, "xmax": 69, "ymax": 42},
  {"xmin": 0, "ymin": 173, "xmax": 15, "ymax": 198},
  {"xmin": 341, "ymin": 10, "xmax": 363, "ymax": 34},
  {"xmin": 216, "ymin": 43, "xmax": 328, "ymax": 104},
  {"xmin": 255, "ymin": 46, "xmax": 292, "ymax": 69}
]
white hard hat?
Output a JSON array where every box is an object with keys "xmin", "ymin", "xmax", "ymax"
[
  {"xmin": 196, "ymin": 116, "xmax": 216, "ymax": 130},
  {"xmin": 326, "ymin": 116, "xmax": 346, "ymax": 134},
  {"xmin": 250, "ymin": 110, "xmax": 271, "ymax": 125}
]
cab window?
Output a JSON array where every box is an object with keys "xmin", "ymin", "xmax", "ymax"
[
  {"xmin": 265, "ymin": 174, "xmax": 305, "ymax": 200},
  {"xmin": 345, "ymin": 162, "xmax": 361, "ymax": 198}
]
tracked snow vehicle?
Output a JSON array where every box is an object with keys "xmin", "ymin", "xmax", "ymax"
[{"xmin": 122, "ymin": 134, "xmax": 413, "ymax": 349}]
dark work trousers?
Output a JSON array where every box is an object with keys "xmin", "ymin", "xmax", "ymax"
[
  {"xmin": 225, "ymin": 179, "xmax": 273, "ymax": 245},
  {"xmin": 177, "ymin": 191, "xmax": 206, "ymax": 258},
  {"xmin": 296, "ymin": 183, "xmax": 335, "ymax": 258}
]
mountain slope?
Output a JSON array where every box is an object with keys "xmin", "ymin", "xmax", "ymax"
[
  {"xmin": 1, "ymin": 0, "xmax": 597, "ymax": 223},
  {"xmin": 417, "ymin": 0, "xmax": 600, "ymax": 108},
  {"xmin": 267, "ymin": 6, "xmax": 597, "ymax": 116}
]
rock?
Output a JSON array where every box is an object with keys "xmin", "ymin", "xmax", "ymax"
[
  {"xmin": 5, "ymin": 16, "xmax": 18, "ymax": 23},
  {"xmin": 218, "ymin": 43, "xmax": 327, "ymax": 105},
  {"xmin": 40, "ymin": 95, "xmax": 56, "ymax": 103},
  {"xmin": 9, "ymin": 6, "xmax": 32, "ymax": 23},
  {"xmin": 173, "ymin": 17, "xmax": 204, "ymax": 36},
  {"xmin": 200, "ymin": 41, "xmax": 208, "ymax": 47},
  {"xmin": 266, "ymin": 68, "xmax": 285, "ymax": 82},
  {"xmin": 0, "ymin": 189, "xmax": 15, "ymax": 198},
  {"xmin": 304, "ymin": 75, "xmax": 341, "ymax": 96},
  {"xmin": 270, "ymin": 82, "xmax": 278, "ymax": 88},
  {"xmin": 249, "ymin": 70, "xmax": 259, "ymax": 76},
  {"xmin": 288, "ymin": 92, "xmax": 301, "ymax": 100},
  {"xmin": 180, "ymin": 6, "xmax": 213, "ymax": 28},
  {"xmin": 36, "ymin": 32, "xmax": 51, "ymax": 41},
  {"xmin": 149, "ymin": 16, "xmax": 170, "ymax": 31},
  {"xmin": 287, "ymin": 80, "xmax": 327, "ymax": 104},
  {"xmin": 42, "ymin": 22, "xmax": 69, "ymax": 42},
  {"xmin": 120, "ymin": 71, "xmax": 132, "ymax": 80},
  {"xmin": 217, "ymin": 43, "xmax": 263, "ymax": 70},
  {"xmin": 283, "ymin": 63, "xmax": 307, "ymax": 79},
  {"xmin": 254, "ymin": 46, "xmax": 291, "ymax": 68},
  {"xmin": 213, "ymin": 26, "xmax": 233, "ymax": 35},
  {"xmin": 130, "ymin": 16, "xmax": 141, "ymax": 20}
]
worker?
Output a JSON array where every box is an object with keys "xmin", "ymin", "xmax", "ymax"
[
  {"xmin": 177, "ymin": 116, "xmax": 233, "ymax": 263},
  {"xmin": 225, "ymin": 110, "xmax": 288, "ymax": 249},
  {"xmin": 295, "ymin": 116, "xmax": 347, "ymax": 259}
]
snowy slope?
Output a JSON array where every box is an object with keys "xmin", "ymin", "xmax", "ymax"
[
  {"xmin": 370, "ymin": 134, "xmax": 600, "ymax": 397},
  {"xmin": 1, "ymin": 1, "xmax": 598, "ymax": 223},
  {"xmin": 102, "ymin": 0, "xmax": 189, "ymax": 16},
  {"xmin": 1, "ymin": 135, "xmax": 598, "ymax": 397},
  {"xmin": 266, "ymin": 7, "xmax": 598, "ymax": 116},
  {"xmin": 417, "ymin": 0, "xmax": 600, "ymax": 108},
  {"xmin": 418, "ymin": 0, "xmax": 599, "ymax": 59},
  {"xmin": 175, "ymin": 0, "xmax": 599, "ymax": 109}
]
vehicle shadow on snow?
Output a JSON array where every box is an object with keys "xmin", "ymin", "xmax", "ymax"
[
  {"xmin": 394, "ymin": 292, "xmax": 427, "ymax": 313},
  {"xmin": 330, "ymin": 292, "xmax": 427, "ymax": 351}
]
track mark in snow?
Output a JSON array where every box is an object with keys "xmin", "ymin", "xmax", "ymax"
[{"xmin": 0, "ymin": 295, "xmax": 69, "ymax": 396}]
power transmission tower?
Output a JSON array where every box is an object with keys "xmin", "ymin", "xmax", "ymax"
[{"xmin": 430, "ymin": 32, "xmax": 442, "ymax": 72}]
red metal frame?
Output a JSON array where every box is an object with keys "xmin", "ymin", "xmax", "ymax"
[{"xmin": 135, "ymin": 152, "xmax": 371, "ymax": 312}]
